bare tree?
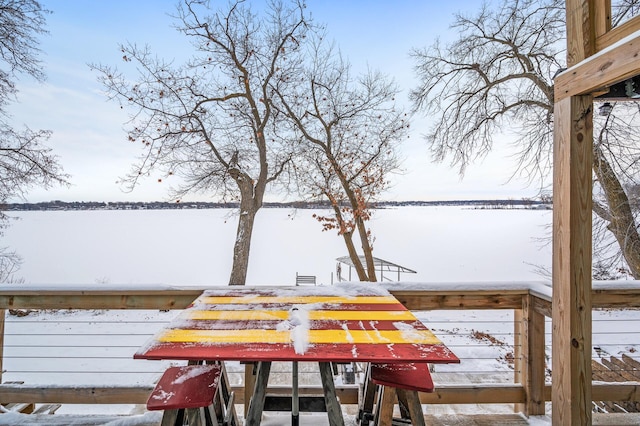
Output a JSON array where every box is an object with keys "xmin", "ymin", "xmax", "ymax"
[
  {"xmin": 411, "ymin": 0, "xmax": 640, "ymax": 278},
  {"xmin": 275, "ymin": 43, "xmax": 409, "ymax": 281},
  {"xmin": 0, "ymin": 0, "xmax": 68, "ymax": 280},
  {"xmin": 92, "ymin": 0, "xmax": 311, "ymax": 285}
]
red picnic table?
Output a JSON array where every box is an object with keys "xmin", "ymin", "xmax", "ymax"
[{"xmin": 135, "ymin": 283, "xmax": 459, "ymax": 425}]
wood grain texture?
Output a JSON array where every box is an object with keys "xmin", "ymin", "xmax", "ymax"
[{"xmin": 552, "ymin": 93, "xmax": 594, "ymax": 425}]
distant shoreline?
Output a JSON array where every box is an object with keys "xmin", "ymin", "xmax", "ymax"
[{"xmin": 4, "ymin": 199, "xmax": 551, "ymax": 211}]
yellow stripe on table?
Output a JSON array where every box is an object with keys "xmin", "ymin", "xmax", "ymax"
[
  {"xmin": 186, "ymin": 310, "xmax": 417, "ymax": 321},
  {"xmin": 198, "ymin": 295, "xmax": 399, "ymax": 305},
  {"xmin": 158, "ymin": 329, "xmax": 442, "ymax": 345}
]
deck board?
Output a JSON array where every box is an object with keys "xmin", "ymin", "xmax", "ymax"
[{"xmin": 1, "ymin": 411, "xmax": 639, "ymax": 425}]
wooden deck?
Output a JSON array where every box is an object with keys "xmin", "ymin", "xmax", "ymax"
[
  {"xmin": 3, "ymin": 411, "xmax": 640, "ymax": 425},
  {"xmin": 1, "ymin": 284, "xmax": 639, "ymax": 425}
]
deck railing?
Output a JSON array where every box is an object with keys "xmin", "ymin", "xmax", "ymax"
[{"xmin": 0, "ymin": 282, "xmax": 639, "ymax": 416}]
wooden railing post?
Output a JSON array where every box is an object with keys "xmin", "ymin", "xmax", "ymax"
[
  {"xmin": 0, "ymin": 309, "xmax": 4, "ymax": 384},
  {"xmin": 515, "ymin": 294, "xmax": 546, "ymax": 416}
]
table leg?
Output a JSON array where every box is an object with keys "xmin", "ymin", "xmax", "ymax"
[
  {"xmin": 186, "ymin": 407, "xmax": 203, "ymax": 426},
  {"xmin": 159, "ymin": 409, "xmax": 181, "ymax": 426},
  {"xmin": 374, "ymin": 386, "xmax": 395, "ymax": 426},
  {"xmin": 292, "ymin": 361, "xmax": 299, "ymax": 426},
  {"xmin": 245, "ymin": 361, "xmax": 271, "ymax": 426},
  {"xmin": 358, "ymin": 363, "xmax": 377, "ymax": 425},
  {"xmin": 318, "ymin": 362, "xmax": 345, "ymax": 426},
  {"xmin": 243, "ymin": 363, "xmax": 256, "ymax": 417},
  {"xmin": 396, "ymin": 389, "xmax": 425, "ymax": 426}
]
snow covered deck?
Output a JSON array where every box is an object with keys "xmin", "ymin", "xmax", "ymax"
[{"xmin": 0, "ymin": 282, "xmax": 639, "ymax": 424}]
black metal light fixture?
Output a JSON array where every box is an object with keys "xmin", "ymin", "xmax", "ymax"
[{"xmin": 598, "ymin": 102, "xmax": 613, "ymax": 116}]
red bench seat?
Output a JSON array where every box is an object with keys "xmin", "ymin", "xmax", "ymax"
[
  {"xmin": 147, "ymin": 364, "xmax": 237, "ymax": 426},
  {"xmin": 369, "ymin": 362, "xmax": 433, "ymax": 426},
  {"xmin": 147, "ymin": 364, "xmax": 221, "ymax": 411},
  {"xmin": 370, "ymin": 362, "xmax": 434, "ymax": 393}
]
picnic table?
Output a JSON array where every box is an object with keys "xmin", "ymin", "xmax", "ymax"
[{"xmin": 135, "ymin": 283, "xmax": 459, "ymax": 425}]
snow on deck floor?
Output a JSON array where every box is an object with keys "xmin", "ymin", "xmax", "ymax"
[{"xmin": 3, "ymin": 408, "xmax": 640, "ymax": 425}]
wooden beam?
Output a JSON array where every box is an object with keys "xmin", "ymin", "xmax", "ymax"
[
  {"xmin": 555, "ymin": 29, "xmax": 640, "ymax": 101},
  {"xmin": 552, "ymin": 94, "xmax": 594, "ymax": 425},
  {"xmin": 596, "ymin": 14, "xmax": 640, "ymax": 51}
]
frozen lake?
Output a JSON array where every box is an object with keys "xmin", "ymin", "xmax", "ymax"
[{"xmin": 2, "ymin": 206, "xmax": 553, "ymax": 285}]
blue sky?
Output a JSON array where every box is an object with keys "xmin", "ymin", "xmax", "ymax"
[{"xmin": 7, "ymin": 0, "xmax": 542, "ymax": 203}]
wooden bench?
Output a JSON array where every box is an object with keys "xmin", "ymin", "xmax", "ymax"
[
  {"xmin": 146, "ymin": 364, "xmax": 237, "ymax": 426},
  {"xmin": 295, "ymin": 273, "xmax": 316, "ymax": 285},
  {"xmin": 360, "ymin": 363, "xmax": 434, "ymax": 426}
]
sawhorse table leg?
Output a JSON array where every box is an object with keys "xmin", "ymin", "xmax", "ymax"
[
  {"xmin": 374, "ymin": 387, "xmax": 425, "ymax": 426},
  {"xmin": 319, "ymin": 362, "xmax": 345, "ymax": 426},
  {"xmin": 245, "ymin": 361, "xmax": 272, "ymax": 426},
  {"xmin": 358, "ymin": 363, "xmax": 377, "ymax": 425}
]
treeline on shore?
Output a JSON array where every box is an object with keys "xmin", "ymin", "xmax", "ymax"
[{"xmin": 4, "ymin": 199, "xmax": 550, "ymax": 211}]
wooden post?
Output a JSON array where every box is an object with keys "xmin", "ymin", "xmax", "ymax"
[
  {"xmin": 552, "ymin": 1, "xmax": 597, "ymax": 424},
  {"xmin": 552, "ymin": 94, "xmax": 593, "ymax": 425},
  {"xmin": 593, "ymin": 0, "xmax": 611, "ymax": 41},
  {"xmin": 0, "ymin": 309, "xmax": 4, "ymax": 384},
  {"xmin": 515, "ymin": 295, "xmax": 546, "ymax": 416}
]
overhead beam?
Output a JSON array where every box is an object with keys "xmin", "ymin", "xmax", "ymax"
[{"xmin": 555, "ymin": 28, "xmax": 640, "ymax": 101}]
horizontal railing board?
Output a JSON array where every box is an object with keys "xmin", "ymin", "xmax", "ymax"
[
  {"xmin": 2, "ymin": 382, "xmax": 638, "ymax": 406},
  {"xmin": 0, "ymin": 384, "xmax": 155, "ymax": 404},
  {"xmin": 1, "ymin": 281, "xmax": 637, "ymax": 311},
  {"xmin": 0, "ymin": 384, "xmax": 357, "ymax": 405}
]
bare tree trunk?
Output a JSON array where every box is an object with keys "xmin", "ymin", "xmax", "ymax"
[
  {"xmin": 355, "ymin": 217, "xmax": 377, "ymax": 282},
  {"xmin": 228, "ymin": 174, "xmax": 262, "ymax": 285},
  {"xmin": 341, "ymin": 231, "xmax": 368, "ymax": 281},
  {"xmin": 228, "ymin": 209, "xmax": 256, "ymax": 285},
  {"xmin": 593, "ymin": 143, "xmax": 640, "ymax": 278},
  {"xmin": 329, "ymin": 203, "xmax": 369, "ymax": 281}
]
